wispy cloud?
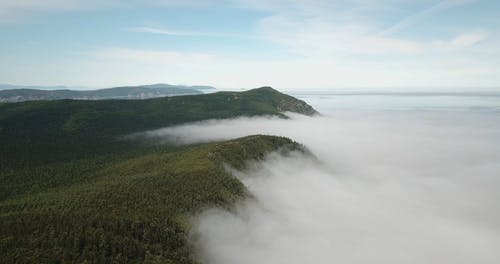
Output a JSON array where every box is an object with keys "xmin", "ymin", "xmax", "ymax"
[
  {"xmin": 129, "ymin": 26, "xmax": 259, "ymax": 39},
  {"xmin": 0, "ymin": 0, "xmax": 213, "ymax": 11},
  {"xmin": 91, "ymin": 47, "xmax": 216, "ymax": 64},
  {"xmin": 0, "ymin": 0, "xmax": 84, "ymax": 10},
  {"xmin": 256, "ymin": 14, "xmax": 424, "ymax": 57},
  {"xmin": 433, "ymin": 30, "xmax": 490, "ymax": 50},
  {"xmin": 0, "ymin": 0, "xmax": 220, "ymax": 22},
  {"xmin": 129, "ymin": 26, "xmax": 202, "ymax": 37},
  {"xmin": 0, "ymin": 0, "xmax": 87, "ymax": 22},
  {"xmin": 450, "ymin": 30, "xmax": 489, "ymax": 48},
  {"xmin": 1, "ymin": 0, "xmax": 498, "ymax": 88},
  {"xmin": 378, "ymin": 0, "xmax": 477, "ymax": 37}
]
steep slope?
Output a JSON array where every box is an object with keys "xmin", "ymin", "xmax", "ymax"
[
  {"xmin": 242, "ymin": 86, "xmax": 317, "ymax": 115},
  {"xmin": 0, "ymin": 87, "xmax": 317, "ymax": 168},
  {"xmin": 0, "ymin": 135, "xmax": 303, "ymax": 263}
]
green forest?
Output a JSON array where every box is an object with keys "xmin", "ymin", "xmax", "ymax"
[
  {"xmin": 0, "ymin": 87, "xmax": 314, "ymax": 263},
  {"xmin": 0, "ymin": 87, "xmax": 316, "ymax": 169}
]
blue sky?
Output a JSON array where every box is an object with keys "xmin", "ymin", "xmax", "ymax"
[{"xmin": 0, "ymin": 0, "xmax": 499, "ymax": 90}]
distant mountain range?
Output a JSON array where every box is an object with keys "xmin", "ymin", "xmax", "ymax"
[
  {"xmin": 0, "ymin": 83, "xmax": 216, "ymax": 102},
  {"xmin": 0, "ymin": 84, "xmax": 73, "ymax": 90}
]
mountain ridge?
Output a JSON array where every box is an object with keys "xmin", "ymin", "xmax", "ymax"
[
  {"xmin": 0, "ymin": 87, "xmax": 317, "ymax": 168},
  {"xmin": 0, "ymin": 87, "xmax": 316, "ymax": 263},
  {"xmin": 0, "ymin": 135, "xmax": 305, "ymax": 263},
  {"xmin": 0, "ymin": 83, "xmax": 217, "ymax": 102}
]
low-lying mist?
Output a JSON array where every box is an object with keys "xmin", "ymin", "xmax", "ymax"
[{"xmin": 147, "ymin": 111, "xmax": 500, "ymax": 263}]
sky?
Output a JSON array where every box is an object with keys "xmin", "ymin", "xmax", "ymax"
[{"xmin": 0, "ymin": 0, "xmax": 499, "ymax": 90}]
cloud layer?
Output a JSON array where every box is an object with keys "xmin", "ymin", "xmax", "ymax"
[{"xmin": 143, "ymin": 111, "xmax": 500, "ymax": 263}]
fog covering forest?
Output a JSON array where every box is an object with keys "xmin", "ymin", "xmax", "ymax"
[{"xmin": 141, "ymin": 111, "xmax": 500, "ymax": 264}]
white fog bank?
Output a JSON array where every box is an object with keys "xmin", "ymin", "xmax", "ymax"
[{"xmin": 148, "ymin": 111, "xmax": 500, "ymax": 264}]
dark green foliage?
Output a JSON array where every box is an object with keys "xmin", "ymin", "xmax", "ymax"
[
  {"xmin": 0, "ymin": 87, "xmax": 315, "ymax": 169},
  {"xmin": 0, "ymin": 88, "xmax": 314, "ymax": 263},
  {"xmin": 0, "ymin": 135, "xmax": 300, "ymax": 263}
]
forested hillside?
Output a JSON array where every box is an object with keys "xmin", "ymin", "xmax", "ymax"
[
  {"xmin": 0, "ymin": 87, "xmax": 316, "ymax": 169},
  {"xmin": 0, "ymin": 135, "xmax": 302, "ymax": 263},
  {"xmin": 0, "ymin": 87, "xmax": 315, "ymax": 263}
]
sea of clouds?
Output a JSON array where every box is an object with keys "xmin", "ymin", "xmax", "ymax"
[{"xmin": 144, "ymin": 110, "xmax": 500, "ymax": 264}]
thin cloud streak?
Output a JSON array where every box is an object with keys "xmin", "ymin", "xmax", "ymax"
[
  {"xmin": 90, "ymin": 47, "xmax": 217, "ymax": 64},
  {"xmin": 129, "ymin": 26, "xmax": 260, "ymax": 39},
  {"xmin": 377, "ymin": 0, "xmax": 476, "ymax": 37}
]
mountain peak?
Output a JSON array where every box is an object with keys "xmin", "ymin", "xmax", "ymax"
[{"xmin": 243, "ymin": 86, "xmax": 318, "ymax": 116}]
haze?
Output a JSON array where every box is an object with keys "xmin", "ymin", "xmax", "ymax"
[{"xmin": 142, "ymin": 107, "xmax": 500, "ymax": 263}]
